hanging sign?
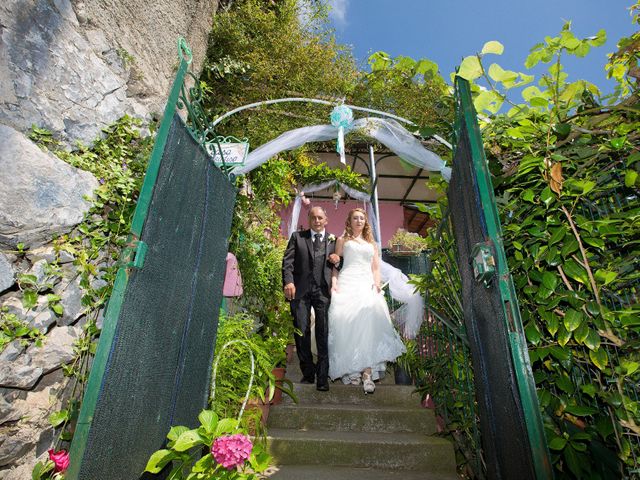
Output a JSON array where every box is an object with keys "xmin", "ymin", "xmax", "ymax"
[{"xmin": 206, "ymin": 136, "xmax": 249, "ymax": 166}]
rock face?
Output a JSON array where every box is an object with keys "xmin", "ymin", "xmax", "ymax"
[
  {"xmin": 0, "ymin": 0, "xmax": 219, "ymax": 145},
  {"xmin": 0, "ymin": 0, "xmax": 220, "ymax": 476},
  {"xmin": 0, "ymin": 253, "xmax": 14, "ymax": 293},
  {"xmin": 0, "ymin": 125, "xmax": 98, "ymax": 248}
]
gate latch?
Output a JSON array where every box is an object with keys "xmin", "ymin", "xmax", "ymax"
[
  {"xmin": 470, "ymin": 242, "xmax": 495, "ymax": 287},
  {"xmin": 126, "ymin": 240, "xmax": 148, "ymax": 269}
]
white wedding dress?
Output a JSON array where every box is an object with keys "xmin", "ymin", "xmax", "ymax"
[{"xmin": 328, "ymin": 240, "xmax": 406, "ymax": 382}]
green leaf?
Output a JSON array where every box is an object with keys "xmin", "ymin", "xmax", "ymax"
[
  {"xmin": 549, "ymin": 227, "xmax": 567, "ymax": 246},
  {"xmin": 525, "ymin": 323, "xmax": 541, "ymax": 345},
  {"xmin": 554, "ymin": 123, "xmax": 571, "ymax": 139},
  {"xmin": 51, "ymin": 303, "xmax": 64, "ymax": 315},
  {"xmin": 587, "ymin": 29, "xmax": 607, "ymax": 47},
  {"xmin": 557, "ymin": 372, "xmax": 575, "ymax": 394},
  {"xmin": 625, "ymin": 169, "xmax": 638, "ymax": 187},
  {"xmin": 144, "ymin": 449, "xmax": 176, "ymax": 474},
  {"xmin": 473, "ymin": 90, "xmax": 503, "ymax": 114},
  {"xmin": 557, "ymin": 323, "xmax": 572, "ymax": 347},
  {"xmin": 562, "ymin": 259, "xmax": 588, "ymax": 285},
  {"xmin": 564, "ymin": 405, "xmax": 598, "ymax": 416},
  {"xmin": 167, "ymin": 425, "xmax": 189, "ymax": 442},
  {"xmin": 48, "ymin": 409, "xmax": 69, "ymax": 427},
  {"xmin": 560, "ymin": 238, "xmax": 578, "ymax": 258},
  {"xmin": 198, "ymin": 410, "xmax": 218, "ymax": 435},
  {"xmin": 487, "ymin": 64, "xmax": 518, "ymax": 84},
  {"xmin": 481, "ymin": 40, "xmax": 504, "ymax": 55},
  {"xmin": 589, "ymin": 348, "xmax": 609, "ymax": 371},
  {"xmin": 620, "ymin": 361, "xmax": 639, "ymax": 376},
  {"xmin": 214, "ymin": 418, "xmax": 239, "ymax": 436},
  {"xmin": 22, "ymin": 290, "xmax": 38, "ymax": 310},
  {"xmin": 610, "ymin": 136, "xmax": 626, "ymax": 149},
  {"xmin": 584, "ymin": 329, "xmax": 601, "ymax": 351},
  {"xmin": 594, "ymin": 269, "xmax": 617, "ymax": 285},
  {"xmin": 564, "ymin": 445, "xmax": 582, "ymax": 478},
  {"xmin": 563, "ymin": 309, "xmax": 582, "ymax": 332},
  {"xmin": 541, "ymin": 271, "xmax": 558, "ymax": 291},
  {"xmin": 580, "ymin": 383, "xmax": 597, "ymax": 398},
  {"xmin": 192, "ymin": 452, "xmax": 213, "ymax": 473},
  {"xmin": 546, "ymin": 313, "xmax": 559, "ymax": 336},
  {"xmin": 173, "ymin": 430, "xmax": 204, "ymax": 452},
  {"xmin": 18, "ymin": 274, "xmax": 38, "ymax": 286},
  {"xmin": 540, "ymin": 186, "xmax": 554, "ymax": 206},
  {"xmin": 548, "ymin": 436, "xmax": 567, "ymax": 450},
  {"xmin": 457, "ymin": 55, "xmax": 483, "ymax": 81},
  {"xmin": 582, "ymin": 237, "xmax": 605, "ymax": 250},
  {"xmin": 522, "ymin": 189, "xmax": 535, "ymax": 202},
  {"xmin": 573, "ymin": 320, "xmax": 589, "ymax": 344}
]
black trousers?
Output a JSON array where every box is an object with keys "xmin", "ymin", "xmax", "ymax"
[{"xmin": 290, "ymin": 284, "xmax": 330, "ymax": 384}]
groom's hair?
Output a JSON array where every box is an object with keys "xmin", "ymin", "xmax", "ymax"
[{"xmin": 308, "ymin": 206, "xmax": 327, "ymax": 218}]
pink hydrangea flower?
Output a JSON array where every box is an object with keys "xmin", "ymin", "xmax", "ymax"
[
  {"xmin": 211, "ymin": 433, "xmax": 253, "ymax": 470},
  {"xmin": 48, "ymin": 449, "xmax": 70, "ymax": 472}
]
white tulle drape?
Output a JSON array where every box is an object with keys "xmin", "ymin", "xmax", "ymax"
[
  {"xmin": 232, "ymin": 117, "xmax": 451, "ymax": 181},
  {"xmin": 288, "ymin": 180, "xmax": 424, "ymax": 339},
  {"xmin": 233, "ymin": 116, "xmax": 440, "ymax": 339}
]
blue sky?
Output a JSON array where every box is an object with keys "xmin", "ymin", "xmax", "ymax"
[{"xmin": 327, "ymin": 0, "xmax": 637, "ymax": 96}]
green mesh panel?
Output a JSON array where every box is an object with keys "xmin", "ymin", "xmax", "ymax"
[
  {"xmin": 76, "ymin": 116, "xmax": 236, "ymax": 479},
  {"xmin": 381, "ymin": 251, "xmax": 430, "ymax": 276},
  {"xmin": 448, "ymin": 124, "xmax": 536, "ymax": 479}
]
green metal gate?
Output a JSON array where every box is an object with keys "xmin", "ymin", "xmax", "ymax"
[
  {"xmin": 445, "ymin": 76, "xmax": 553, "ymax": 479},
  {"xmin": 66, "ymin": 41, "xmax": 237, "ymax": 480}
]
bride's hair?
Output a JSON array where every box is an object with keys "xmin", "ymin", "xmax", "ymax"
[{"xmin": 344, "ymin": 208, "xmax": 375, "ymax": 243}]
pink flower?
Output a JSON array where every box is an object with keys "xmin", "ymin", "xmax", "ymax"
[
  {"xmin": 48, "ymin": 449, "xmax": 70, "ymax": 472},
  {"xmin": 211, "ymin": 434, "xmax": 253, "ymax": 470}
]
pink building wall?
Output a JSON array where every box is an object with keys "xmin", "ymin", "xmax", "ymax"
[{"xmin": 279, "ymin": 200, "xmax": 405, "ymax": 247}]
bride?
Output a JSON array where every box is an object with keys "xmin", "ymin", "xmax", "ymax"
[{"xmin": 328, "ymin": 208, "xmax": 406, "ymax": 394}]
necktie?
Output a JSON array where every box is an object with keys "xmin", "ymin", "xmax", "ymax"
[{"xmin": 313, "ymin": 233, "xmax": 322, "ymax": 251}]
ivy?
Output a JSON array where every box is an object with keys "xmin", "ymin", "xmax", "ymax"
[
  {"xmin": 28, "ymin": 116, "xmax": 154, "ymax": 459},
  {"xmin": 427, "ymin": 15, "xmax": 640, "ymax": 478}
]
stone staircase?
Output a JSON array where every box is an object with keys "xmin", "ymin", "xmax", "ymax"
[{"xmin": 264, "ymin": 362, "xmax": 459, "ymax": 479}]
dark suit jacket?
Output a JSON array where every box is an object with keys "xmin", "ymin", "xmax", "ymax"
[{"xmin": 282, "ymin": 230, "xmax": 336, "ymax": 299}]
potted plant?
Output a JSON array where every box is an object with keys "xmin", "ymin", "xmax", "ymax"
[
  {"xmin": 388, "ymin": 228, "xmax": 429, "ymax": 256},
  {"xmin": 394, "ymin": 338, "xmax": 422, "ymax": 385}
]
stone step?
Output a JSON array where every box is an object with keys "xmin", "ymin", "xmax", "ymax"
[
  {"xmin": 267, "ymin": 428, "xmax": 456, "ymax": 472},
  {"xmin": 264, "ymin": 465, "xmax": 460, "ymax": 479},
  {"xmin": 285, "ymin": 358, "xmax": 398, "ymax": 386},
  {"xmin": 284, "ymin": 382, "xmax": 420, "ymax": 408},
  {"xmin": 268, "ymin": 403, "xmax": 436, "ymax": 434}
]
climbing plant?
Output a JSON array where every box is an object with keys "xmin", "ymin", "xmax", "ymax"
[
  {"xmin": 420, "ymin": 13, "xmax": 640, "ymax": 479},
  {"xmin": 29, "ymin": 117, "xmax": 154, "ymax": 478}
]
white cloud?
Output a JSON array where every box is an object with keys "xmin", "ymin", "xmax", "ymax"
[{"xmin": 328, "ymin": 0, "xmax": 349, "ymax": 26}]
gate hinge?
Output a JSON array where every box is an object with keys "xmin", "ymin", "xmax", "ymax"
[
  {"xmin": 126, "ymin": 240, "xmax": 148, "ymax": 269},
  {"xmin": 470, "ymin": 242, "xmax": 495, "ymax": 287}
]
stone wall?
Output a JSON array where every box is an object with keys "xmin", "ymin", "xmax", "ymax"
[
  {"xmin": 1, "ymin": 0, "xmax": 218, "ymax": 145},
  {"xmin": 0, "ymin": 0, "xmax": 219, "ymax": 477}
]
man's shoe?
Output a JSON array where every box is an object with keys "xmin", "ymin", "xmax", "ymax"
[
  {"xmin": 316, "ymin": 383, "xmax": 329, "ymax": 392},
  {"xmin": 300, "ymin": 376, "xmax": 314, "ymax": 384}
]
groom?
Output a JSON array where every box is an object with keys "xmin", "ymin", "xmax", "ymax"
[{"xmin": 282, "ymin": 206, "xmax": 337, "ymax": 391}]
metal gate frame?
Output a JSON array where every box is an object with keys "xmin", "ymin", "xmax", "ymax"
[
  {"xmin": 67, "ymin": 40, "xmax": 236, "ymax": 479},
  {"xmin": 452, "ymin": 76, "xmax": 553, "ymax": 479}
]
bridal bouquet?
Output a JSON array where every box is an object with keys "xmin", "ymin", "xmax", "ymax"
[{"xmin": 144, "ymin": 409, "xmax": 270, "ymax": 479}]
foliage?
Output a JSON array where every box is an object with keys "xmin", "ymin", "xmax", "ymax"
[
  {"xmin": 606, "ymin": 2, "xmax": 640, "ymax": 99},
  {"xmin": 0, "ymin": 308, "xmax": 44, "ymax": 351},
  {"xmin": 28, "ymin": 117, "xmax": 153, "ymax": 477},
  {"xmin": 423, "ymin": 17, "xmax": 640, "ymax": 479},
  {"xmin": 353, "ymin": 51, "xmax": 454, "ymax": 147},
  {"xmin": 387, "ymin": 228, "xmax": 430, "ymax": 255},
  {"xmin": 212, "ymin": 312, "xmax": 294, "ymax": 423},
  {"xmin": 144, "ymin": 410, "xmax": 270, "ymax": 480},
  {"xmin": 204, "ymin": 0, "xmax": 360, "ymax": 146}
]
